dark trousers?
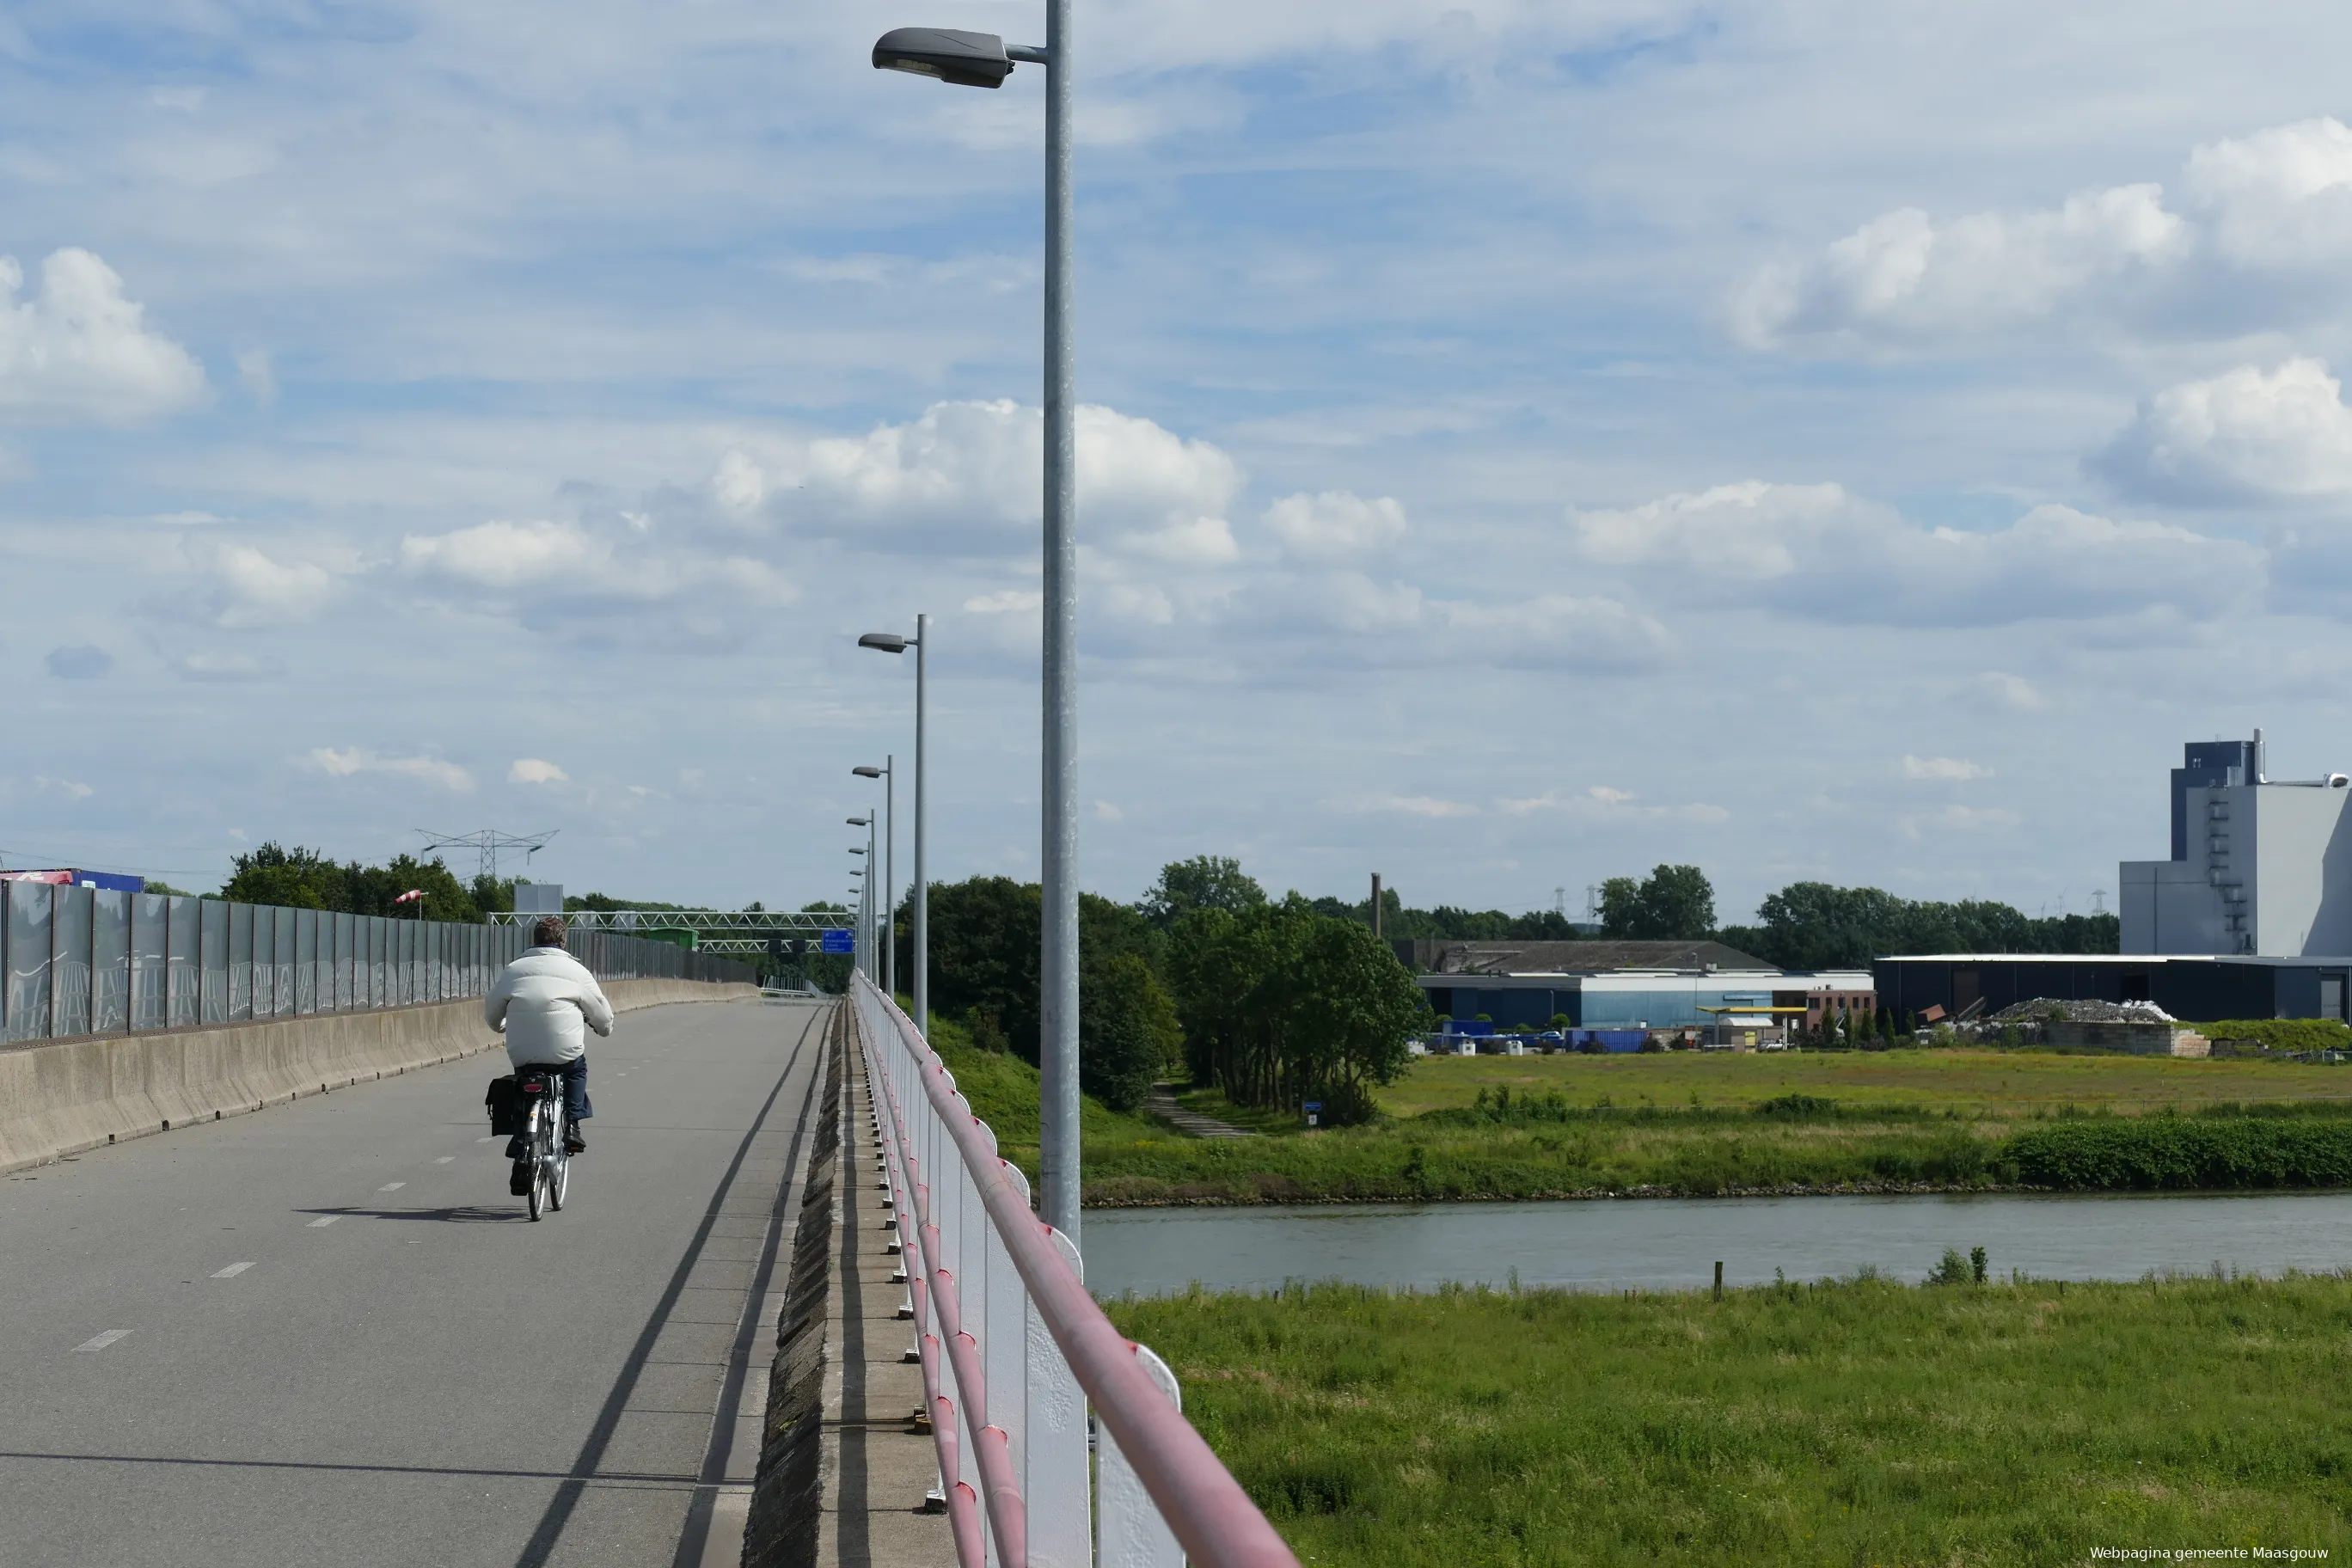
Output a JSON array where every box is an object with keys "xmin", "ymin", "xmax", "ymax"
[{"xmin": 523, "ymin": 1057, "xmax": 591, "ymax": 1124}]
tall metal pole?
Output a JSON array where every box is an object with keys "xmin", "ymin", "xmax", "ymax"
[
  {"xmin": 867, "ymin": 815, "xmax": 879, "ymax": 980},
  {"xmin": 884, "ymin": 753, "xmax": 896, "ymax": 998},
  {"xmin": 913, "ymin": 614, "xmax": 929, "ymax": 1040},
  {"xmin": 1038, "ymin": 0, "xmax": 1080, "ymax": 1241}
]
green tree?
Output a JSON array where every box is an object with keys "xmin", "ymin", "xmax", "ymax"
[
  {"xmin": 221, "ymin": 843, "xmax": 339, "ymax": 909},
  {"xmin": 929, "ymin": 876, "xmax": 1043, "ymax": 1049},
  {"xmin": 1732, "ymin": 880, "xmax": 2120, "ymax": 968},
  {"xmin": 1139, "ymin": 855, "xmax": 1265, "ymax": 929},
  {"xmin": 220, "ymin": 842, "xmax": 481, "ymax": 920},
  {"xmin": 347, "ymin": 854, "xmax": 481, "ymax": 922},
  {"xmin": 924, "ymin": 875, "xmax": 1182, "ymax": 1108},
  {"xmin": 1081, "ymin": 952, "xmax": 1179, "ymax": 1112},
  {"xmin": 1599, "ymin": 865, "xmax": 1716, "ymax": 939},
  {"xmin": 1163, "ymin": 897, "xmax": 1427, "ymax": 1124}
]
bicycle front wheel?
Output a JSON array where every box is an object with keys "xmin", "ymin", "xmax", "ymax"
[{"xmin": 549, "ymin": 1116, "xmax": 569, "ymax": 1211}]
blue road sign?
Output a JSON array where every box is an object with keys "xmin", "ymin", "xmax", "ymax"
[{"xmin": 821, "ymin": 928, "xmax": 854, "ymax": 954}]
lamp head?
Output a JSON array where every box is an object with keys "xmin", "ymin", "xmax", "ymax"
[
  {"xmin": 847, "ymin": 816, "xmax": 870, "ymax": 827},
  {"xmin": 857, "ymin": 632, "xmax": 910, "ymax": 654},
  {"xmin": 852, "ymin": 765, "xmax": 883, "ymax": 778},
  {"xmin": 872, "ymin": 28, "xmax": 1014, "ymax": 88}
]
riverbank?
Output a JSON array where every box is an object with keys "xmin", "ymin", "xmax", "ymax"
[
  {"xmin": 1107, "ymin": 1273, "xmax": 2352, "ymax": 1565},
  {"xmin": 926, "ymin": 1022, "xmax": 2352, "ymax": 1204}
]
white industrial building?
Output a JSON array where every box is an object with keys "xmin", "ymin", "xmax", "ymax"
[{"xmin": 2121, "ymin": 730, "xmax": 2352, "ymax": 957}]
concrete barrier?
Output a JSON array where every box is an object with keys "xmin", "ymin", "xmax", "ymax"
[{"xmin": 0, "ymin": 978, "xmax": 763, "ymax": 1173}]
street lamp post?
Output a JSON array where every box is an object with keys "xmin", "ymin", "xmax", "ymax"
[
  {"xmin": 853, "ymin": 759, "xmax": 896, "ymax": 997},
  {"xmin": 875, "ymin": 11, "xmax": 1080, "ymax": 1240},
  {"xmin": 859, "ymin": 617, "xmax": 928, "ymax": 1039},
  {"xmin": 855, "ymin": 841, "xmax": 874, "ymax": 973},
  {"xmin": 848, "ymin": 815, "xmax": 873, "ymax": 978}
]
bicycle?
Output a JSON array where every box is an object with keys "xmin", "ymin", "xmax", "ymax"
[{"xmin": 513, "ymin": 1066, "xmax": 573, "ymax": 1221}]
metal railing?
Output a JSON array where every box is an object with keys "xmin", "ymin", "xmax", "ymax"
[
  {"xmin": 490, "ymin": 909, "xmax": 843, "ymax": 933},
  {"xmin": 849, "ymin": 971, "xmax": 1298, "ymax": 1568},
  {"xmin": 0, "ymin": 879, "xmax": 752, "ymax": 1044}
]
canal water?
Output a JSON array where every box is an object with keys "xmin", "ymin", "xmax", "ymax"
[{"xmin": 1083, "ymin": 1191, "xmax": 2352, "ymax": 1296}]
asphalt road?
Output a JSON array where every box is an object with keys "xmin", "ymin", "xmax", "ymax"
[{"xmin": 0, "ymin": 995, "xmax": 830, "ymax": 1568}]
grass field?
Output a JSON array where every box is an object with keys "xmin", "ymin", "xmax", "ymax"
[
  {"xmin": 1107, "ymin": 1273, "xmax": 2352, "ymax": 1566},
  {"xmin": 1374, "ymin": 1049, "xmax": 2352, "ymax": 1119}
]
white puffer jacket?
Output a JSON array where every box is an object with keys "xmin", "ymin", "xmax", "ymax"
[{"xmin": 486, "ymin": 946, "xmax": 615, "ymax": 1067}]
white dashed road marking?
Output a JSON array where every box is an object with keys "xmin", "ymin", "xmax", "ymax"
[
  {"xmin": 72, "ymin": 1331, "xmax": 131, "ymax": 1353},
  {"xmin": 434, "ymin": 1156, "xmax": 455, "ymax": 1164},
  {"xmin": 308, "ymin": 1216, "xmax": 340, "ymax": 1228},
  {"xmin": 378, "ymin": 1182, "xmax": 406, "ymax": 1191},
  {"xmin": 475, "ymin": 1136, "xmax": 497, "ymax": 1143},
  {"xmin": 211, "ymin": 1262, "xmax": 255, "ymax": 1278}
]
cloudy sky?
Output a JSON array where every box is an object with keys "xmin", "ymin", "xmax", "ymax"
[{"xmin": 5, "ymin": 2, "xmax": 2351, "ymax": 923}]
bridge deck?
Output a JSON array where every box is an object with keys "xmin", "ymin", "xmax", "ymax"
[{"xmin": 0, "ymin": 995, "xmax": 829, "ymax": 1568}]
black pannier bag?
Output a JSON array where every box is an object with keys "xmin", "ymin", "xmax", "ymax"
[{"xmin": 486, "ymin": 1075, "xmax": 523, "ymax": 1136}]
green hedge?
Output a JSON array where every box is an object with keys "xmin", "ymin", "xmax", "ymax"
[
  {"xmin": 2005, "ymin": 1116, "xmax": 2352, "ymax": 1190},
  {"xmin": 2196, "ymin": 1018, "xmax": 2352, "ymax": 1051}
]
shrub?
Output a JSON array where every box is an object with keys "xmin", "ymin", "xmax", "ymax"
[
  {"xmin": 2004, "ymin": 1117, "xmax": 2352, "ymax": 1190},
  {"xmin": 1925, "ymin": 1246, "xmax": 1974, "ymax": 1285},
  {"xmin": 1755, "ymin": 1093, "xmax": 1838, "ymax": 1119},
  {"xmin": 2197, "ymin": 1018, "xmax": 2352, "ymax": 1053}
]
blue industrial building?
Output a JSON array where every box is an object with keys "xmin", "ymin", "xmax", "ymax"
[{"xmin": 1421, "ymin": 971, "xmax": 1875, "ymax": 1032}]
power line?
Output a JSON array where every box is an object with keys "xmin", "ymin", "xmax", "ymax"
[{"xmin": 415, "ymin": 828, "xmax": 558, "ymax": 884}]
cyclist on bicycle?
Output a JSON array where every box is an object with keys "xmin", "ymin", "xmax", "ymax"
[{"xmin": 487, "ymin": 916, "xmax": 612, "ymax": 1153}]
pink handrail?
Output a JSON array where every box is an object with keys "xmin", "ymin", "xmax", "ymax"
[
  {"xmin": 870, "ymin": 1072, "xmax": 986, "ymax": 1555},
  {"xmin": 857, "ymin": 975, "xmax": 1300, "ymax": 1568}
]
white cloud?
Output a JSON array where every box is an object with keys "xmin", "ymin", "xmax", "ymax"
[
  {"xmin": 1732, "ymin": 187, "xmax": 2184, "ymax": 347},
  {"xmin": 1969, "ymin": 672, "xmax": 2046, "ymax": 713},
  {"xmin": 174, "ymin": 650, "xmax": 283, "ymax": 683},
  {"xmin": 965, "ymin": 589, "xmax": 1044, "ymax": 616},
  {"xmin": 1498, "ymin": 785, "xmax": 1728, "ymax": 824},
  {"xmin": 1117, "ymin": 514, "xmax": 1239, "ymax": 567},
  {"xmin": 35, "ymin": 775, "xmax": 94, "ymax": 800},
  {"xmin": 1346, "ymin": 793, "xmax": 1479, "ymax": 818},
  {"xmin": 1902, "ymin": 755, "xmax": 1993, "ymax": 781},
  {"xmin": 396, "ymin": 512, "xmax": 795, "ymax": 646},
  {"xmin": 722, "ymin": 400, "xmax": 1243, "ymax": 562},
  {"xmin": 0, "ymin": 248, "xmax": 207, "ymax": 422},
  {"xmin": 1569, "ymin": 481, "xmax": 2260, "ymax": 626},
  {"xmin": 306, "ymin": 747, "xmax": 473, "ymax": 792},
  {"xmin": 2184, "ymin": 118, "xmax": 2352, "ymax": 267},
  {"xmin": 1573, "ymin": 480, "xmax": 1855, "ymax": 577},
  {"xmin": 1063, "ymin": 0, "xmax": 1698, "ymax": 76},
  {"xmin": 1901, "ymin": 804, "xmax": 2022, "ymax": 839},
  {"xmin": 1272, "ymin": 571, "xmax": 1672, "ymax": 670},
  {"xmin": 2097, "ymin": 358, "xmax": 2352, "ymax": 503},
  {"xmin": 509, "ymin": 758, "xmax": 568, "ymax": 785},
  {"xmin": 1732, "ymin": 117, "xmax": 2352, "ymax": 352},
  {"xmin": 401, "ymin": 518, "xmax": 597, "ymax": 588},
  {"xmin": 191, "ymin": 541, "xmax": 343, "ymax": 628},
  {"xmin": 1093, "ymin": 799, "xmax": 1124, "ymax": 822},
  {"xmin": 1263, "ymin": 491, "xmax": 1407, "ymax": 562}
]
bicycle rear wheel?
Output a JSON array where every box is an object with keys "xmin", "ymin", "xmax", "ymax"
[{"xmin": 526, "ymin": 1106, "xmax": 548, "ymax": 1222}]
